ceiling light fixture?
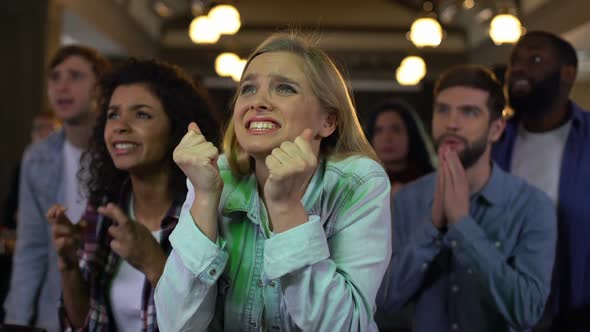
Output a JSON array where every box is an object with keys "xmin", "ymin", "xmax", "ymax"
[
  {"xmin": 215, "ymin": 52, "xmax": 241, "ymax": 77},
  {"xmin": 396, "ymin": 55, "xmax": 427, "ymax": 86},
  {"xmin": 215, "ymin": 53, "xmax": 246, "ymax": 82},
  {"xmin": 208, "ymin": 4, "xmax": 241, "ymax": 35},
  {"xmin": 153, "ymin": 1, "xmax": 173, "ymax": 17},
  {"xmin": 489, "ymin": 0, "xmax": 523, "ymax": 45},
  {"xmin": 408, "ymin": 2, "xmax": 443, "ymax": 48},
  {"xmin": 189, "ymin": 16, "xmax": 220, "ymax": 44},
  {"xmin": 489, "ymin": 13, "xmax": 523, "ymax": 44}
]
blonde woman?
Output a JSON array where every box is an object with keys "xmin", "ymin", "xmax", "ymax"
[{"xmin": 155, "ymin": 32, "xmax": 392, "ymax": 331}]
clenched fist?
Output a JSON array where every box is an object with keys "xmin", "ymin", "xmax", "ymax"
[
  {"xmin": 264, "ymin": 128, "xmax": 318, "ymax": 232},
  {"xmin": 173, "ymin": 122, "xmax": 222, "ymax": 196}
]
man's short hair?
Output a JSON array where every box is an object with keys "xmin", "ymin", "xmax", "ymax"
[
  {"xmin": 49, "ymin": 45, "xmax": 111, "ymax": 79},
  {"xmin": 434, "ymin": 65, "xmax": 506, "ymax": 120}
]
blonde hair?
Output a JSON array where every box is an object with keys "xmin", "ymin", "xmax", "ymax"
[{"xmin": 222, "ymin": 31, "xmax": 378, "ymax": 177}]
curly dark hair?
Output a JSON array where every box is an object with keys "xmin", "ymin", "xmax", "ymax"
[
  {"xmin": 365, "ymin": 99, "xmax": 435, "ymax": 176},
  {"xmin": 80, "ymin": 58, "xmax": 221, "ymax": 207}
]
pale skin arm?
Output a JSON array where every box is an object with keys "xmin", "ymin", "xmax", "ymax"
[
  {"xmin": 263, "ymin": 129, "xmax": 317, "ymax": 232},
  {"xmin": 173, "ymin": 122, "xmax": 222, "ymax": 242},
  {"xmin": 46, "ymin": 204, "xmax": 89, "ymax": 329}
]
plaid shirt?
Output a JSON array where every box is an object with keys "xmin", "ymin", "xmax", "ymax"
[{"xmin": 60, "ymin": 184, "xmax": 181, "ymax": 332}]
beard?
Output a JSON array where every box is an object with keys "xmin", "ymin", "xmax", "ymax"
[
  {"xmin": 508, "ymin": 68, "xmax": 562, "ymax": 119},
  {"xmin": 435, "ymin": 131, "xmax": 488, "ymax": 169}
]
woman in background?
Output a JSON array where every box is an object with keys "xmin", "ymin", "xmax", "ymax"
[
  {"xmin": 365, "ymin": 99, "xmax": 435, "ymax": 196},
  {"xmin": 47, "ymin": 59, "xmax": 219, "ymax": 331}
]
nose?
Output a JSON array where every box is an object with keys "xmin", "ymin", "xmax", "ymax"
[
  {"xmin": 114, "ymin": 126, "xmax": 129, "ymax": 134},
  {"xmin": 445, "ymin": 110, "xmax": 461, "ymax": 132},
  {"xmin": 111, "ymin": 116, "xmax": 131, "ymax": 134},
  {"xmin": 508, "ymin": 55, "xmax": 528, "ymax": 78},
  {"xmin": 251, "ymin": 89, "xmax": 272, "ymax": 112},
  {"xmin": 53, "ymin": 77, "xmax": 70, "ymax": 92}
]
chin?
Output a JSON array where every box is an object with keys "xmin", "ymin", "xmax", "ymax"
[
  {"xmin": 57, "ymin": 110, "xmax": 88, "ymax": 124},
  {"xmin": 241, "ymin": 146, "xmax": 274, "ymax": 159},
  {"xmin": 112, "ymin": 163, "xmax": 133, "ymax": 172},
  {"xmin": 237, "ymin": 137, "xmax": 281, "ymax": 156},
  {"xmin": 110, "ymin": 158, "xmax": 137, "ymax": 171}
]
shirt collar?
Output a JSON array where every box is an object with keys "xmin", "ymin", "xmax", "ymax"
[
  {"xmin": 569, "ymin": 100, "xmax": 585, "ymax": 129},
  {"xmin": 222, "ymin": 172, "xmax": 258, "ymax": 216},
  {"xmin": 508, "ymin": 99, "xmax": 584, "ymax": 130},
  {"xmin": 222, "ymin": 158, "xmax": 326, "ymax": 219},
  {"xmin": 426, "ymin": 162, "xmax": 505, "ymax": 207}
]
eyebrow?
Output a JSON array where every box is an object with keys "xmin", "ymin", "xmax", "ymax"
[
  {"xmin": 434, "ymin": 102, "xmax": 482, "ymax": 111},
  {"xmin": 241, "ymin": 73, "xmax": 301, "ymax": 87},
  {"xmin": 107, "ymin": 103, "xmax": 155, "ymax": 111},
  {"xmin": 458, "ymin": 104, "xmax": 482, "ymax": 112}
]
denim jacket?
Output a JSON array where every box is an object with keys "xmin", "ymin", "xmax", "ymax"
[
  {"xmin": 155, "ymin": 154, "xmax": 392, "ymax": 331},
  {"xmin": 4, "ymin": 130, "xmax": 66, "ymax": 332}
]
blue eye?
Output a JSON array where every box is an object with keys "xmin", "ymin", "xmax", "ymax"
[
  {"xmin": 461, "ymin": 108, "xmax": 480, "ymax": 117},
  {"xmin": 434, "ymin": 106, "xmax": 448, "ymax": 114},
  {"xmin": 276, "ymin": 84, "xmax": 296, "ymax": 94},
  {"xmin": 240, "ymin": 84, "xmax": 256, "ymax": 95},
  {"xmin": 137, "ymin": 111, "xmax": 152, "ymax": 119},
  {"xmin": 106, "ymin": 110, "xmax": 119, "ymax": 120}
]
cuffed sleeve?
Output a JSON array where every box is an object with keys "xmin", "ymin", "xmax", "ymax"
[
  {"xmin": 170, "ymin": 209, "xmax": 228, "ymax": 286},
  {"xmin": 155, "ymin": 181, "xmax": 228, "ymax": 332},
  {"xmin": 270, "ymin": 171, "xmax": 392, "ymax": 332},
  {"xmin": 264, "ymin": 215, "xmax": 329, "ymax": 280}
]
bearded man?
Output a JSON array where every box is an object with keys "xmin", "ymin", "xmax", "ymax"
[
  {"xmin": 492, "ymin": 31, "xmax": 590, "ymax": 332},
  {"xmin": 377, "ymin": 65, "xmax": 556, "ymax": 332}
]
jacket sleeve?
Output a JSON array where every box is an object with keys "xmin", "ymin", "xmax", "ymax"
[
  {"xmin": 3, "ymin": 151, "xmax": 49, "ymax": 324},
  {"xmin": 377, "ymin": 192, "xmax": 444, "ymax": 312},
  {"xmin": 445, "ymin": 191, "xmax": 556, "ymax": 330},
  {"xmin": 154, "ymin": 180, "xmax": 228, "ymax": 332},
  {"xmin": 263, "ymin": 173, "xmax": 392, "ymax": 331}
]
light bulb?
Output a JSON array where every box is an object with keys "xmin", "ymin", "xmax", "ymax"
[
  {"xmin": 489, "ymin": 14, "xmax": 522, "ymax": 45},
  {"xmin": 208, "ymin": 4, "xmax": 241, "ymax": 35},
  {"xmin": 188, "ymin": 16, "xmax": 220, "ymax": 44}
]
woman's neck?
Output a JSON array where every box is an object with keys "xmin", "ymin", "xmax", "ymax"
[
  {"xmin": 254, "ymin": 157, "xmax": 270, "ymax": 193},
  {"xmin": 384, "ymin": 159, "xmax": 407, "ymax": 173},
  {"xmin": 129, "ymin": 168, "xmax": 173, "ymax": 231}
]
